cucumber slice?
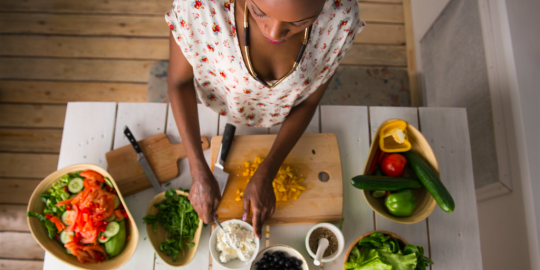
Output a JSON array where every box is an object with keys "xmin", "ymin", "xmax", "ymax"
[
  {"xmin": 104, "ymin": 221, "xmax": 120, "ymax": 237},
  {"xmin": 371, "ymin": 190, "xmax": 387, "ymax": 198},
  {"xmin": 104, "ymin": 177, "xmax": 114, "ymax": 188},
  {"xmin": 61, "ymin": 211, "xmax": 73, "ymax": 225},
  {"xmin": 60, "ymin": 231, "xmax": 74, "ymax": 244},
  {"xmin": 98, "ymin": 232, "xmax": 111, "ymax": 243},
  {"xmin": 67, "ymin": 178, "xmax": 84, "ymax": 193},
  {"xmin": 113, "ymin": 195, "xmax": 121, "ymax": 209}
]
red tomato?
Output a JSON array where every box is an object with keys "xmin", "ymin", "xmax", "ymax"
[{"xmin": 381, "ymin": 154, "xmax": 407, "ymax": 177}]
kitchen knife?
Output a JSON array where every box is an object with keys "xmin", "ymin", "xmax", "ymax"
[
  {"xmin": 214, "ymin": 123, "xmax": 236, "ymax": 195},
  {"xmin": 123, "ymin": 126, "xmax": 163, "ymax": 193}
]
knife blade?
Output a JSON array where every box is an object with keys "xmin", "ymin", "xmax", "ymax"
[
  {"xmin": 123, "ymin": 126, "xmax": 163, "ymax": 193},
  {"xmin": 214, "ymin": 123, "xmax": 236, "ymax": 195}
]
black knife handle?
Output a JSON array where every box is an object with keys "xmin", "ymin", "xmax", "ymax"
[
  {"xmin": 220, "ymin": 123, "xmax": 236, "ymax": 163},
  {"xmin": 123, "ymin": 126, "xmax": 142, "ymax": 154}
]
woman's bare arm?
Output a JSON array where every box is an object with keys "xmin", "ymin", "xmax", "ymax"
[{"xmin": 167, "ymin": 33, "xmax": 221, "ymax": 224}]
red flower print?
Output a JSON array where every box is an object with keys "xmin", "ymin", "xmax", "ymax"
[
  {"xmin": 282, "ymin": 105, "xmax": 291, "ymax": 109},
  {"xmin": 230, "ymin": 26, "xmax": 236, "ymax": 37},
  {"xmin": 243, "ymin": 89, "xmax": 251, "ymax": 94},
  {"xmin": 329, "ymin": 13, "xmax": 336, "ymax": 21},
  {"xmin": 203, "ymin": 81, "xmax": 211, "ymax": 86},
  {"xmin": 208, "ymin": 94, "xmax": 217, "ymax": 101},
  {"xmin": 201, "ymin": 56, "xmax": 208, "ymax": 62},
  {"xmin": 346, "ymin": 7, "xmax": 351, "ymax": 13},
  {"xmin": 219, "ymin": 109, "xmax": 227, "ymax": 116},
  {"xmin": 328, "ymin": 26, "xmax": 334, "ymax": 35},
  {"xmin": 223, "ymin": 1, "xmax": 231, "ymax": 11},
  {"xmin": 206, "ymin": 44, "xmax": 214, "ymax": 52},
  {"xmin": 302, "ymin": 78, "xmax": 311, "ymax": 86},
  {"xmin": 333, "ymin": 0, "xmax": 343, "ymax": 9},
  {"xmin": 211, "ymin": 7, "xmax": 216, "ymax": 16},
  {"xmin": 219, "ymin": 71, "xmax": 226, "ymax": 78},
  {"xmin": 180, "ymin": 19, "xmax": 187, "ymax": 28},
  {"xmin": 193, "ymin": 0, "xmax": 204, "ymax": 9},
  {"xmin": 338, "ymin": 18, "xmax": 350, "ymax": 30},
  {"xmin": 208, "ymin": 70, "xmax": 216, "ymax": 76},
  {"xmin": 256, "ymin": 103, "xmax": 266, "ymax": 107},
  {"xmin": 192, "ymin": 13, "xmax": 200, "ymax": 19},
  {"xmin": 246, "ymin": 124, "xmax": 254, "ymax": 127},
  {"xmin": 322, "ymin": 65, "xmax": 330, "ymax": 73},
  {"xmin": 246, "ymin": 114, "xmax": 255, "ymax": 120},
  {"xmin": 169, "ymin": 23, "xmax": 175, "ymax": 30},
  {"xmin": 237, "ymin": 107, "xmax": 244, "ymax": 113},
  {"xmin": 212, "ymin": 22, "xmax": 221, "ymax": 35},
  {"xmin": 278, "ymin": 95, "xmax": 289, "ymax": 100},
  {"xmin": 271, "ymin": 113, "xmax": 279, "ymax": 117}
]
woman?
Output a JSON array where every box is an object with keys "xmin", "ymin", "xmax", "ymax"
[{"xmin": 165, "ymin": 0, "xmax": 364, "ymax": 238}]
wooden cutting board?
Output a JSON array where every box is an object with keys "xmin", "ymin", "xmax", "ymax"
[
  {"xmin": 212, "ymin": 133, "xmax": 343, "ymax": 225},
  {"xmin": 105, "ymin": 133, "xmax": 210, "ymax": 195}
]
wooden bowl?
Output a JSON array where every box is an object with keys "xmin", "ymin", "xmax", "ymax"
[
  {"xmin": 27, "ymin": 164, "xmax": 139, "ymax": 269},
  {"xmin": 146, "ymin": 190, "xmax": 203, "ymax": 267},
  {"xmin": 343, "ymin": 230, "xmax": 409, "ymax": 267},
  {"xmin": 363, "ymin": 119, "xmax": 438, "ymax": 224}
]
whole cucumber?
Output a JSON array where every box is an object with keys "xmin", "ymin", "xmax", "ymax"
[
  {"xmin": 403, "ymin": 151, "xmax": 455, "ymax": 212},
  {"xmin": 105, "ymin": 219, "xmax": 126, "ymax": 257},
  {"xmin": 351, "ymin": 175, "xmax": 423, "ymax": 190}
]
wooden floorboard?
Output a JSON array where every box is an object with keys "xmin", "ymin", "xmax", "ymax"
[
  {"xmin": 342, "ymin": 44, "xmax": 407, "ymax": 66},
  {"xmin": 0, "ymin": 80, "xmax": 147, "ymax": 104},
  {"xmin": 0, "ymin": 35, "xmax": 169, "ymax": 60},
  {"xmin": 0, "ymin": 232, "xmax": 45, "ymax": 260},
  {"xmin": 0, "ymin": 259, "xmax": 43, "ymax": 270},
  {"xmin": 354, "ymin": 23, "xmax": 406, "ymax": 45},
  {"xmin": 0, "ymin": 179, "xmax": 41, "ymax": 204},
  {"xmin": 0, "ymin": 104, "xmax": 66, "ymax": 128},
  {"xmin": 0, "ymin": 128, "xmax": 62, "ymax": 153},
  {"xmin": 0, "ymin": 58, "xmax": 153, "ymax": 82},
  {"xmin": 0, "ymin": 153, "xmax": 58, "ymax": 179},
  {"xmin": 0, "ymin": 205, "xmax": 30, "ymax": 232}
]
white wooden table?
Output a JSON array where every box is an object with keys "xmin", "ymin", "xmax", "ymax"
[{"xmin": 43, "ymin": 102, "xmax": 483, "ymax": 270}]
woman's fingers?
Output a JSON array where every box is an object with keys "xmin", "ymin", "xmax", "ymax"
[
  {"xmin": 242, "ymin": 197, "xmax": 251, "ymax": 222},
  {"xmin": 252, "ymin": 211, "xmax": 263, "ymax": 239}
]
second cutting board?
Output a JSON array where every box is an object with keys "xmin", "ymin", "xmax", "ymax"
[{"xmin": 212, "ymin": 133, "xmax": 343, "ymax": 225}]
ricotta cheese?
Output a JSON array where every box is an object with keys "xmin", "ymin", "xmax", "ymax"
[{"xmin": 216, "ymin": 223, "xmax": 256, "ymax": 263}]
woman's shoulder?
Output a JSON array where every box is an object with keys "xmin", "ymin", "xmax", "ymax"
[
  {"xmin": 318, "ymin": 0, "xmax": 361, "ymax": 25},
  {"xmin": 168, "ymin": 0, "xmax": 233, "ymax": 17}
]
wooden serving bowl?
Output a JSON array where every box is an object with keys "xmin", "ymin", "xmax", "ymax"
[
  {"xmin": 146, "ymin": 190, "xmax": 203, "ymax": 267},
  {"xmin": 363, "ymin": 119, "xmax": 437, "ymax": 224},
  {"xmin": 27, "ymin": 164, "xmax": 139, "ymax": 269},
  {"xmin": 343, "ymin": 230, "xmax": 409, "ymax": 267}
]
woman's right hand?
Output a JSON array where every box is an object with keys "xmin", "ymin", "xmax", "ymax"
[{"xmin": 188, "ymin": 167, "xmax": 222, "ymax": 224}]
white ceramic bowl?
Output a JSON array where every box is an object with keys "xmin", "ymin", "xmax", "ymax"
[
  {"xmin": 305, "ymin": 223, "xmax": 345, "ymax": 263},
  {"xmin": 250, "ymin": 245, "xmax": 309, "ymax": 270},
  {"xmin": 209, "ymin": 219, "xmax": 260, "ymax": 269}
]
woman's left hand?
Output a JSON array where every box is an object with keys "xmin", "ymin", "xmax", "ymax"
[{"xmin": 242, "ymin": 170, "xmax": 276, "ymax": 239}]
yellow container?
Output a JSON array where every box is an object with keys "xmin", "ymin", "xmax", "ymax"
[{"xmin": 379, "ymin": 120, "xmax": 412, "ymax": 153}]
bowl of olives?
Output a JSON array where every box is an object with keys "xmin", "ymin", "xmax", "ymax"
[{"xmin": 250, "ymin": 245, "xmax": 308, "ymax": 270}]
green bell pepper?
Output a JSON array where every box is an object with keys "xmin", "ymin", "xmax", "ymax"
[{"xmin": 385, "ymin": 189, "xmax": 415, "ymax": 217}]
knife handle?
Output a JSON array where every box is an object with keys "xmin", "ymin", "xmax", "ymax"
[
  {"xmin": 124, "ymin": 126, "xmax": 142, "ymax": 154},
  {"xmin": 220, "ymin": 123, "xmax": 236, "ymax": 163}
]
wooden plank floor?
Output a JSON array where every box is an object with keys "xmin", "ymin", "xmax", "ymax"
[{"xmin": 0, "ymin": 0, "xmax": 416, "ymax": 268}]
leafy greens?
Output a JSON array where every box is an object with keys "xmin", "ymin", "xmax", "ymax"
[
  {"xmin": 345, "ymin": 231, "xmax": 433, "ymax": 270},
  {"xmin": 143, "ymin": 188, "xmax": 199, "ymax": 262}
]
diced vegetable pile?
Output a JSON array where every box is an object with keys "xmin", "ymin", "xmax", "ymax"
[
  {"xmin": 27, "ymin": 170, "xmax": 129, "ymax": 264},
  {"xmin": 237, "ymin": 156, "xmax": 306, "ymax": 202},
  {"xmin": 143, "ymin": 189, "xmax": 199, "ymax": 262},
  {"xmin": 345, "ymin": 231, "xmax": 433, "ymax": 270}
]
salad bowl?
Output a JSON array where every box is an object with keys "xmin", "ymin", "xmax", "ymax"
[
  {"xmin": 343, "ymin": 230, "xmax": 409, "ymax": 267},
  {"xmin": 27, "ymin": 163, "xmax": 139, "ymax": 269},
  {"xmin": 363, "ymin": 119, "xmax": 438, "ymax": 224}
]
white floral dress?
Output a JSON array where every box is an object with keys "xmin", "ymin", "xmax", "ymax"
[{"xmin": 165, "ymin": 0, "xmax": 365, "ymax": 127}]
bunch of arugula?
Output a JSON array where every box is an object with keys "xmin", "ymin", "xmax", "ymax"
[
  {"xmin": 143, "ymin": 188, "xmax": 199, "ymax": 262},
  {"xmin": 345, "ymin": 231, "xmax": 433, "ymax": 270}
]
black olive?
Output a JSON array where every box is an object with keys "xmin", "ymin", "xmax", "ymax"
[
  {"xmin": 254, "ymin": 262, "xmax": 260, "ymax": 269},
  {"xmin": 278, "ymin": 260, "xmax": 284, "ymax": 266},
  {"xmin": 274, "ymin": 256, "xmax": 280, "ymax": 263},
  {"xmin": 264, "ymin": 252, "xmax": 271, "ymax": 258},
  {"xmin": 270, "ymin": 261, "xmax": 275, "ymax": 267},
  {"xmin": 285, "ymin": 261, "xmax": 291, "ymax": 267},
  {"xmin": 295, "ymin": 259, "xmax": 302, "ymax": 266}
]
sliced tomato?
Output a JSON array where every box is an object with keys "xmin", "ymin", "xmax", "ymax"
[
  {"xmin": 115, "ymin": 209, "xmax": 124, "ymax": 221},
  {"xmin": 80, "ymin": 170, "xmax": 105, "ymax": 183},
  {"xmin": 49, "ymin": 216, "xmax": 65, "ymax": 232}
]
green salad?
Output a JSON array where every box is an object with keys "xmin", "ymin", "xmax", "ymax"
[{"xmin": 345, "ymin": 231, "xmax": 433, "ymax": 270}]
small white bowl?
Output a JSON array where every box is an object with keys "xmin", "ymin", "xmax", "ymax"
[
  {"xmin": 305, "ymin": 223, "xmax": 345, "ymax": 263},
  {"xmin": 209, "ymin": 219, "xmax": 260, "ymax": 269},
  {"xmin": 250, "ymin": 245, "xmax": 309, "ymax": 270}
]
